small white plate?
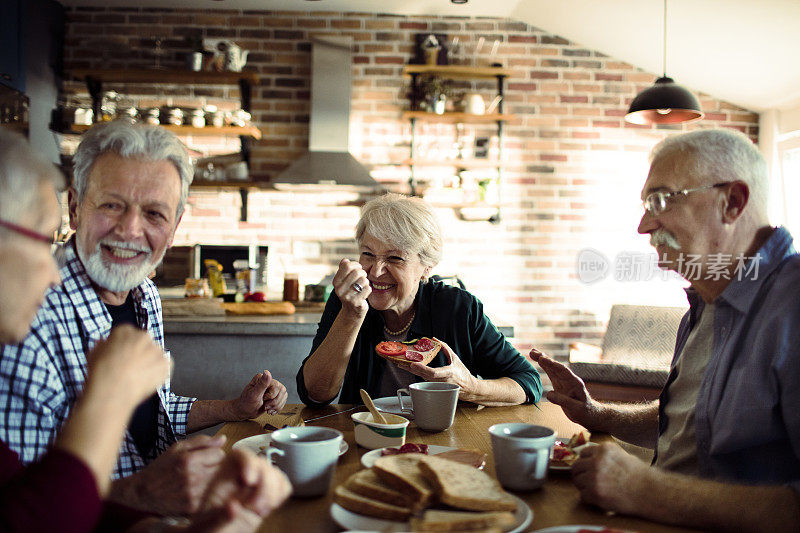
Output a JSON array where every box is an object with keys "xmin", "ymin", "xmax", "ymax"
[
  {"xmin": 232, "ymin": 433, "xmax": 348, "ymax": 457},
  {"xmin": 331, "ymin": 493, "xmax": 532, "ymax": 533},
  {"xmin": 360, "ymin": 444, "xmax": 456, "ymax": 468},
  {"xmin": 372, "ymin": 396, "xmax": 413, "ymax": 418},
  {"xmin": 549, "ymin": 441, "xmax": 598, "ymax": 471}
]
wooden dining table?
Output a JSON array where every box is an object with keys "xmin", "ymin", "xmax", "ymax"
[{"xmin": 217, "ymin": 402, "xmax": 702, "ymax": 532}]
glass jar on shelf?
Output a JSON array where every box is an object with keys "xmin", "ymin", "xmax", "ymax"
[
  {"xmin": 144, "ymin": 108, "xmax": 160, "ymax": 125},
  {"xmin": 228, "ymin": 109, "xmax": 251, "ymax": 128},
  {"xmin": 99, "ymin": 91, "xmax": 118, "ymax": 122},
  {"xmin": 119, "ymin": 106, "xmax": 138, "ymax": 122},
  {"xmin": 190, "ymin": 109, "xmax": 205, "ymax": 128},
  {"xmin": 166, "ymin": 107, "xmax": 184, "ymax": 126}
]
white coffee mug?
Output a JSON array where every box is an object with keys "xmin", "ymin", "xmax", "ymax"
[
  {"xmin": 397, "ymin": 382, "xmax": 460, "ymax": 432},
  {"xmin": 488, "ymin": 423, "xmax": 555, "ymax": 491},
  {"xmin": 264, "ymin": 426, "xmax": 343, "ymax": 497}
]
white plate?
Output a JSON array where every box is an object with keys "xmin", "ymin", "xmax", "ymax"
[
  {"xmin": 360, "ymin": 445, "xmax": 456, "ymax": 468},
  {"xmin": 372, "ymin": 396, "xmax": 413, "ymax": 418},
  {"xmin": 532, "ymin": 526, "xmax": 611, "ymax": 533},
  {"xmin": 549, "ymin": 441, "xmax": 598, "ymax": 471},
  {"xmin": 232, "ymin": 433, "xmax": 348, "ymax": 457},
  {"xmin": 331, "ymin": 493, "xmax": 533, "ymax": 533}
]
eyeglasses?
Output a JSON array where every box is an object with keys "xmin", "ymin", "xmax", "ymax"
[
  {"xmin": 359, "ymin": 251, "xmax": 409, "ymax": 266},
  {"xmin": 642, "ymin": 182, "xmax": 730, "ymax": 216},
  {"xmin": 0, "ymin": 218, "xmax": 56, "ymax": 245}
]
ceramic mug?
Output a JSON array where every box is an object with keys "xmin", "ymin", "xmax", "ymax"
[
  {"xmin": 397, "ymin": 382, "xmax": 460, "ymax": 432},
  {"xmin": 488, "ymin": 423, "xmax": 555, "ymax": 491},
  {"xmin": 264, "ymin": 426, "xmax": 343, "ymax": 497}
]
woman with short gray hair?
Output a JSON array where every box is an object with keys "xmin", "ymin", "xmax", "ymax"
[{"xmin": 297, "ymin": 193, "xmax": 542, "ymax": 407}]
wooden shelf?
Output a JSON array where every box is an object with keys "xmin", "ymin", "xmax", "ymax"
[
  {"xmin": 402, "ymin": 111, "xmax": 514, "ymax": 123},
  {"xmin": 403, "ymin": 65, "xmax": 514, "ymax": 79},
  {"xmin": 403, "ymin": 158, "xmax": 503, "ymax": 169},
  {"xmin": 69, "ymin": 68, "xmax": 260, "ymax": 85},
  {"xmin": 189, "ymin": 180, "xmax": 274, "ymax": 190},
  {"xmin": 190, "ymin": 180, "xmax": 273, "ymax": 190},
  {"xmin": 64, "ymin": 123, "xmax": 261, "ymax": 139},
  {"xmin": 426, "ymin": 201, "xmax": 500, "ymax": 209}
]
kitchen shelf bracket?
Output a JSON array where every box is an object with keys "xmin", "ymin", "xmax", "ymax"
[{"xmin": 239, "ymin": 188, "xmax": 249, "ymax": 222}]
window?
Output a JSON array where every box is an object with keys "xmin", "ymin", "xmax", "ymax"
[{"xmin": 778, "ymin": 137, "xmax": 800, "ymax": 236}]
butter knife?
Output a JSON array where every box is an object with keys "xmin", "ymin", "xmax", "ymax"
[{"xmin": 263, "ymin": 405, "xmax": 363, "ymax": 430}]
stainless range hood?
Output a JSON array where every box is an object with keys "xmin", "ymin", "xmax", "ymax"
[{"xmin": 271, "ymin": 37, "xmax": 383, "ymax": 192}]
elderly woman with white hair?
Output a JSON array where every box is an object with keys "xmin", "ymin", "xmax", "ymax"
[{"xmin": 297, "ymin": 193, "xmax": 542, "ymax": 407}]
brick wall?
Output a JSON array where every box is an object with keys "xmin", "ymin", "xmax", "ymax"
[{"xmin": 61, "ymin": 7, "xmax": 760, "ymax": 360}]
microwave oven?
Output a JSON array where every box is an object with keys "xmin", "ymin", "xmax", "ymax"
[{"xmin": 154, "ymin": 244, "xmax": 268, "ymax": 289}]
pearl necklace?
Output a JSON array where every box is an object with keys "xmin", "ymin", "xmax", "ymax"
[{"xmin": 383, "ymin": 310, "xmax": 416, "ymax": 337}]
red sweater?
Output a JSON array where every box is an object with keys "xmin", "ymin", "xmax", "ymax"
[{"xmin": 0, "ymin": 440, "xmax": 150, "ymax": 532}]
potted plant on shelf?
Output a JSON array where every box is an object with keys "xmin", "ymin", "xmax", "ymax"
[{"xmin": 417, "ymin": 75, "xmax": 453, "ymax": 115}]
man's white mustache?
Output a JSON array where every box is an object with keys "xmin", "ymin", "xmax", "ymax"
[
  {"xmin": 650, "ymin": 229, "xmax": 681, "ymax": 250},
  {"xmin": 99, "ymin": 239, "xmax": 151, "ymax": 254}
]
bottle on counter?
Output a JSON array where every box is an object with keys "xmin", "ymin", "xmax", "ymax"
[
  {"xmin": 204, "ymin": 259, "xmax": 226, "ymax": 297},
  {"xmin": 233, "ymin": 259, "xmax": 259, "ymax": 295},
  {"xmin": 283, "ymin": 273, "xmax": 299, "ymax": 302}
]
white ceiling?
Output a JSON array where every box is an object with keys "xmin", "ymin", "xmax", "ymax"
[{"xmin": 58, "ymin": 0, "xmax": 800, "ymax": 112}]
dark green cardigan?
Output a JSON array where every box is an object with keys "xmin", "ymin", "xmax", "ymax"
[{"xmin": 296, "ymin": 281, "xmax": 542, "ymax": 406}]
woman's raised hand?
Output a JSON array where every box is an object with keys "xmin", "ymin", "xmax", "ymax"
[{"xmin": 332, "ymin": 258, "xmax": 371, "ymax": 318}]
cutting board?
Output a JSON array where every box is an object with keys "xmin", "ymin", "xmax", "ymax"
[
  {"xmin": 222, "ymin": 302, "xmax": 296, "ymax": 315},
  {"xmin": 162, "ymin": 298, "xmax": 225, "ymax": 316}
]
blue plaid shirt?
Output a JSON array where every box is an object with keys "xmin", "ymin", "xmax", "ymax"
[{"xmin": 0, "ymin": 240, "xmax": 195, "ymax": 479}]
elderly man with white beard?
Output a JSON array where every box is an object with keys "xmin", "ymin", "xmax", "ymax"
[
  {"xmin": 0, "ymin": 120, "xmax": 288, "ymax": 517},
  {"xmin": 531, "ymin": 129, "xmax": 800, "ymax": 532}
]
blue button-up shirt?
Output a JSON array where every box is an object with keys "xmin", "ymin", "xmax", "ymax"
[{"xmin": 658, "ymin": 226, "xmax": 800, "ymax": 493}]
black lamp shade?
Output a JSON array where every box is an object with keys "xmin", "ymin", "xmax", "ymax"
[{"xmin": 626, "ymin": 76, "xmax": 704, "ymax": 125}]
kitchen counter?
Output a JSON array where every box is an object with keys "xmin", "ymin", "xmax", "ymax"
[
  {"xmin": 164, "ymin": 311, "xmax": 515, "ymax": 407},
  {"xmin": 164, "ymin": 312, "xmax": 323, "ymax": 336},
  {"xmin": 164, "ymin": 312, "xmax": 514, "ymax": 337}
]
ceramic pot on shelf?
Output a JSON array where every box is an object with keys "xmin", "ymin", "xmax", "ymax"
[{"xmin": 464, "ymin": 93, "xmax": 485, "ymax": 115}]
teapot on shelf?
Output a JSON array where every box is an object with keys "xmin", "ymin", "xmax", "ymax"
[
  {"xmin": 221, "ymin": 41, "xmax": 249, "ymax": 72},
  {"xmin": 463, "ymin": 92, "xmax": 485, "ymax": 115}
]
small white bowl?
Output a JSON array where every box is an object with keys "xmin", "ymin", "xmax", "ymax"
[{"xmin": 351, "ymin": 411, "xmax": 409, "ymax": 450}]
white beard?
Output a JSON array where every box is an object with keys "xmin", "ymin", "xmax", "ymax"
[
  {"xmin": 77, "ymin": 238, "xmax": 163, "ymax": 292},
  {"xmin": 650, "ymin": 228, "xmax": 681, "ymax": 250}
]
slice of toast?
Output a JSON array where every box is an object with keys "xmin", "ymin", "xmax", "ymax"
[
  {"xmin": 372, "ymin": 454, "xmax": 435, "ymax": 508},
  {"xmin": 417, "ymin": 455, "xmax": 518, "ymax": 512},
  {"xmin": 376, "ymin": 337, "xmax": 441, "ymax": 369},
  {"xmin": 333, "ymin": 484, "xmax": 413, "ymax": 522},
  {"xmin": 344, "ymin": 468, "xmax": 420, "ymax": 510},
  {"xmin": 410, "ymin": 509, "xmax": 515, "ymax": 532}
]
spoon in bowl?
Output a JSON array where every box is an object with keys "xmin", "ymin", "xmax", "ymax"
[{"xmin": 360, "ymin": 388, "xmax": 387, "ymax": 424}]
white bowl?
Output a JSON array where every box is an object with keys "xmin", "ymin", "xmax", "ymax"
[{"xmin": 351, "ymin": 411, "xmax": 409, "ymax": 450}]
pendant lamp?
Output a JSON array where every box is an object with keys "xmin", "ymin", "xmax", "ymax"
[{"xmin": 625, "ymin": 0, "xmax": 703, "ymax": 125}]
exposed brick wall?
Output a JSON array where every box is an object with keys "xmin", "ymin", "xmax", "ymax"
[{"xmin": 61, "ymin": 8, "xmax": 760, "ymax": 360}]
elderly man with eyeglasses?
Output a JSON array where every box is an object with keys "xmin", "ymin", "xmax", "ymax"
[
  {"xmin": 0, "ymin": 121, "xmax": 289, "ymax": 518},
  {"xmin": 531, "ymin": 128, "xmax": 800, "ymax": 532}
]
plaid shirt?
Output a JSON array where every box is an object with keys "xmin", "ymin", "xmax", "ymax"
[{"xmin": 0, "ymin": 240, "xmax": 195, "ymax": 479}]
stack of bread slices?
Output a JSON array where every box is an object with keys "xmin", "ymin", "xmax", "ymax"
[{"xmin": 333, "ymin": 453, "xmax": 518, "ymax": 532}]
